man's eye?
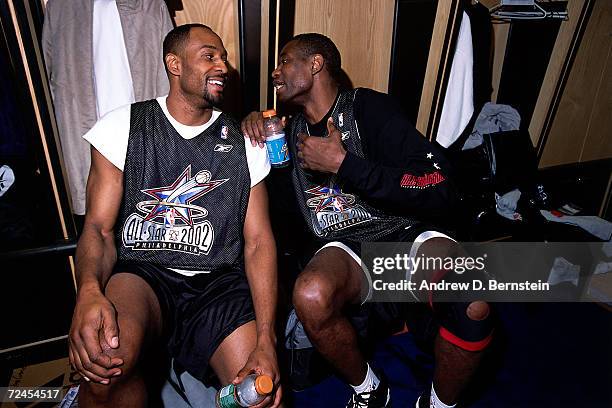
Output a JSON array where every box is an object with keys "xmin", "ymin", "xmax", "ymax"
[{"xmin": 204, "ymin": 54, "xmax": 214, "ymax": 60}]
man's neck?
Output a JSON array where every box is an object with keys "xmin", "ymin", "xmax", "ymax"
[
  {"xmin": 302, "ymin": 83, "xmax": 339, "ymax": 125},
  {"xmin": 166, "ymin": 89, "xmax": 214, "ymax": 126}
]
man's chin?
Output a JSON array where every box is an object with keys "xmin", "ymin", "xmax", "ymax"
[
  {"xmin": 203, "ymin": 93, "xmax": 224, "ymax": 107},
  {"xmin": 276, "ymin": 92, "xmax": 290, "ymax": 103},
  {"xmin": 276, "ymin": 88, "xmax": 299, "ymax": 104}
]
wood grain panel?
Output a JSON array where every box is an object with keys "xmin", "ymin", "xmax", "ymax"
[
  {"xmin": 540, "ymin": 0, "xmax": 611, "ymax": 167},
  {"xmin": 416, "ymin": 0, "xmax": 460, "ymax": 137},
  {"xmin": 293, "ymin": 0, "xmax": 395, "ymax": 93},
  {"xmin": 529, "ymin": 0, "xmax": 587, "ymax": 149},
  {"xmin": 427, "ymin": 1, "xmax": 462, "ymax": 141},
  {"xmin": 9, "ymin": 0, "xmax": 70, "ymax": 237},
  {"xmin": 173, "ymin": 0, "xmax": 240, "ymax": 72},
  {"xmin": 578, "ymin": 1, "xmax": 612, "ymax": 162},
  {"xmin": 491, "ymin": 22, "xmax": 509, "ymax": 102}
]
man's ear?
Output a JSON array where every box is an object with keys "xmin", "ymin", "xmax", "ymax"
[
  {"xmin": 165, "ymin": 53, "xmax": 181, "ymax": 76},
  {"xmin": 311, "ymin": 54, "xmax": 324, "ymax": 76}
]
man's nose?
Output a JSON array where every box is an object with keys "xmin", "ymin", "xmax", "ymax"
[{"xmin": 217, "ymin": 60, "xmax": 228, "ymax": 74}]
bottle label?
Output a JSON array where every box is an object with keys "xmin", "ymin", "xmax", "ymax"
[
  {"xmin": 217, "ymin": 384, "xmax": 240, "ymax": 408},
  {"xmin": 265, "ymin": 133, "xmax": 290, "ymax": 167}
]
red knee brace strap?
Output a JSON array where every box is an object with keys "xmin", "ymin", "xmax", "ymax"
[{"xmin": 439, "ymin": 326, "xmax": 493, "ymax": 351}]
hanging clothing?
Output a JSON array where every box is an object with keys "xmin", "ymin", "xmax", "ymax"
[
  {"xmin": 436, "ymin": 11, "xmax": 474, "ymax": 148},
  {"xmin": 42, "ymin": 0, "xmax": 173, "ymax": 215},
  {"xmin": 462, "ymin": 102, "xmax": 521, "ymax": 150},
  {"xmin": 92, "ymin": 0, "xmax": 135, "ymax": 119},
  {"xmin": 466, "ymin": 1, "xmax": 493, "ymax": 112}
]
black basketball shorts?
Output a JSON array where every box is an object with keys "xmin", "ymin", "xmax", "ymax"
[{"xmin": 113, "ymin": 262, "xmax": 255, "ymax": 383}]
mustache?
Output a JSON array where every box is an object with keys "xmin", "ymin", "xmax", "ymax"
[{"xmin": 206, "ymin": 74, "xmax": 228, "ymax": 82}]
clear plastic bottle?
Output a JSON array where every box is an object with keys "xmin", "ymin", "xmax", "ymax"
[
  {"xmin": 216, "ymin": 374, "xmax": 274, "ymax": 408},
  {"xmin": 263, "ymin": 109, "xmax": 290, "ymax": 168}
]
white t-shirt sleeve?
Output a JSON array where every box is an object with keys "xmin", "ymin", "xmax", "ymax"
[
  {"xmin": 82, "ymin": 104, "xmax": 131, "ymax": 171},
  {"xmin": 245, "ymin": 139, "xmax": 270, "ymax": 187},
  {"xmin": 84, "ymin": 104, "xmax": 269, "ymax": 183}
]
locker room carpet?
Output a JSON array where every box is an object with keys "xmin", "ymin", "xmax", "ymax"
[{"xmin": 291, "ymin": 302, "xmax": 612, "ymax": 407}]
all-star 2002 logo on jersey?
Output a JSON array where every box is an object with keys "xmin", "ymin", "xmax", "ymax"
[
  {"xmin": 122, "ymin": 165, "xmax": 228, "ymax": 255},
  {"xmin": 305, "ymin": 182, "xmax": 372, "ymax": 235}
]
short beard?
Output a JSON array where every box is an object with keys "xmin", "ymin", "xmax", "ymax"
[{"xmin": 203, "ymin": 87, "xmax": 223, "ymax": 107}]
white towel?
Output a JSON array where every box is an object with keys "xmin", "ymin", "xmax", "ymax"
[
  {"xmin": 93, "ymin": 0, "xmax": 135, "ymax": 119},
  {"xmin": 495, "ymin": 189, "xmax": 522, "ymax": 221},
  {"xmin": 436, "ymin": 12, "xmax": 474, "ymax": 148},
  {"xmin": 548, "ymin": 257, "xmax": 580, "ymax": 286}
]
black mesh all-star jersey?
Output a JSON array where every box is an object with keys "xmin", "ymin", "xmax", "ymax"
[
  {"xmin": 115, "ymin": 100, "xmax": 250, "ymax": 272},
  {"xmin": 289, "ymin": 88, "xmax": 418, "ymax": 242}
]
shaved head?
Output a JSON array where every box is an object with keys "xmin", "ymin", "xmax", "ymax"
[{"xmin": 163, "ymin": 23, "xmax": 214, "ymax": 72}]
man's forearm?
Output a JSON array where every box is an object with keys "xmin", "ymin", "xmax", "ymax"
[
  {"xmin": 74, "ymin": 223, "xmax": 117, "ymax": 295},
  {"xmin": 244, "ymin": 238, "xmax": 278, "ymax": 345}
]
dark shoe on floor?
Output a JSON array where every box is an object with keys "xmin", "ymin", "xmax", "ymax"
[{"xmin": 345, "ymin": 377, "xmax": 391, "ymax": 408}]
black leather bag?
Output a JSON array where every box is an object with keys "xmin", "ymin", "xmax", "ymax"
[
  {"xmin": 452, "ymin": 129, "xmax": 537, "ymax": 195},
  {"xmin": 482, "ymin": 129, "xmax": 538, "ymax": 193}
]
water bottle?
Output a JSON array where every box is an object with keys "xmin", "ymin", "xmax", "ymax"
[
  {"xmin": 263, "ymin": 109, "xmax": 290, "ymax": 168},
  {"xmin": 216, "ymin": 374, "xmax": 274, "ymax": 407}
]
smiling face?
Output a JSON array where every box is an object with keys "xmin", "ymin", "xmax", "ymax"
[
  {"xmin": 175, "ymin": 27, "xmax": 228, "ymax": 108},
  {"xmin": 271, "ymin": 40, "xmax": 314, "ymax": 105}
]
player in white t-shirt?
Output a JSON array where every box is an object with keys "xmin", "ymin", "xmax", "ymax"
[{"xmin": 69, "ymin": 24, "xmax": 281, "ymax": 407}]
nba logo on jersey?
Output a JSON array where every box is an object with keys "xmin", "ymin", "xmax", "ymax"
[
  {"xmin": 164, "ymin": 208, "xmax": 176, "ymax": 228},
  {"xmin": 338, "ymin": 113, "xmax": 344, "ymax": 127},
  {"xmin": 221, "ymin": 125, "xmax": 228, "ymax": 139}
]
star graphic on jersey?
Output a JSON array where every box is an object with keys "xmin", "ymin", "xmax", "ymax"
[
  {"xmin": 426, "ymin": 152, "xmax": 434, "ymax": 159},
  {"xmin": 305, "ymin": 183, "xmax": 354, "ymax": 213},
  {"xmin": 433, "ymin": 162, "xmax": 440, "ymax": 170},
  {"xmin": 141, "ymin": 165, "xmax": 228, "ymax": 225}
]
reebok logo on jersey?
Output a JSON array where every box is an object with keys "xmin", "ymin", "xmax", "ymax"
[{"xmin": 214, "ymin": 144, "xmax": 233, "ymax": 152}]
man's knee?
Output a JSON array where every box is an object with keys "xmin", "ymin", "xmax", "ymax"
[
  {"xmin": 293, "ymin": 271, "xmax": 337, "ymax": 324},
  {"xmin": 82, "ymin": 380, "xmax": 122, "ymax": 404},
  {"xmin": 106, "ymin": 332, "xmax": 142, "ymax": 375},
  {"xmin": 434, "ymin": 301, "xmax": 494, "ymax": 352},
  {"xmin": 466, "ymin": 301, "xmax": 489, "ymax": 321},
  {"xmin": 80, "ymin": 340, "xmax": 143, "ymax": 402}
]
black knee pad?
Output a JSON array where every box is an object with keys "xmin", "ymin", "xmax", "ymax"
[{"xmin": 432, "ymin": 301, "xmax": 494, "ymax": 351}]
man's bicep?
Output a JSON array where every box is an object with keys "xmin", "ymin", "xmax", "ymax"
[
  {"xmin": 243, "ymin": 182, "xmax": 273, "ymax": 246},
  {"xmin": 84, "ymin": 147, "xmax": 124, "ymax": 234}
]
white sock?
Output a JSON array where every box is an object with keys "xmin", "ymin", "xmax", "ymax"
[
  {"xmin": 430, "ymin": 384, "xmax": 456, "ymax": 408},
  {"xmin": 351, "ymin": 363, "xmax": 380, "ymax": 394}
]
